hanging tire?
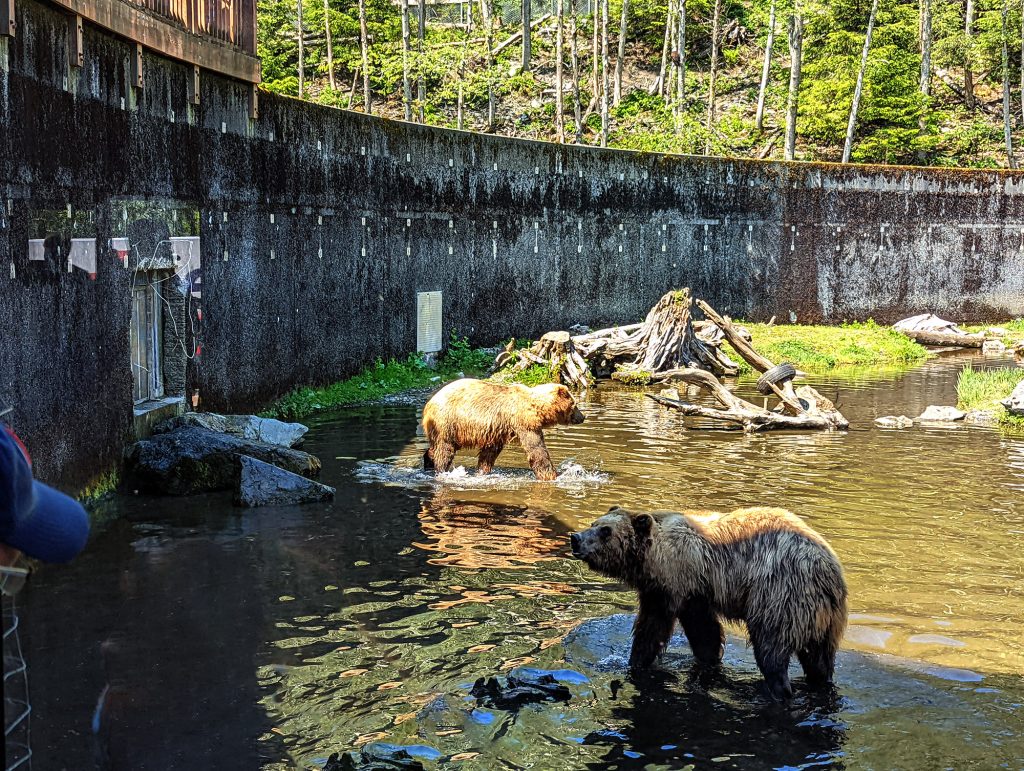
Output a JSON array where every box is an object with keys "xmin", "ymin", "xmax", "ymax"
[{"xmin": 756, "ymin": 362, "xmax": 797, "ymax": 395}]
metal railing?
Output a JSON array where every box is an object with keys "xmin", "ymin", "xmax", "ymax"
[{"xmin": 126, "ymin": 0, "xmax": 256, "ymax": 54}]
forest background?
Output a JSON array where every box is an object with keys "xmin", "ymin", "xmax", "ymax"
[{"xmin": 257, "ymin": 0, "xmax": 1024, "ymax": 167}]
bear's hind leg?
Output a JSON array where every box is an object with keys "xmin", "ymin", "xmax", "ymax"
[
  {"xmin": 797, "ymin": 636, "xmax": 838, "ymax": 688},
  {"xmin": 518, "ymin": 430, "xmax": 557, "ymax": 481},
  {"xmin": 476, "ymin": 443, "xmax": 504, "ymax": 475},
  {"xmin": 678, "ymin": 598, "xmax": 725, "ymax": 665},
  {"xmin": 629, "ymin": 590, "xmax": 676, "ymax": 670},
  {"xmin": 427, "ymin": 440, "xmax": 456, "ymax": 473},
  {"xmin": 749, "ymin": 624, "xmax": 794, "ymax": 701}
]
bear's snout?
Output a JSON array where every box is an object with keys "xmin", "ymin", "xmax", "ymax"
[
  {"xmin": 570, "ymin": 531, "xmax": 586, "ymax": 558},
  {"xmin": 570, "ymin": 407, "xmax": 586, "ymax": 425}
]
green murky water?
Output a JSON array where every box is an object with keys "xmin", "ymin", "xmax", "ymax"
[{"xmin": 17, "ymin": 351, "xmax": 1024, "ymax": 770}]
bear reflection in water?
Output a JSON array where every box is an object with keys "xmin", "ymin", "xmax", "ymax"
[
  {"xmin": 571, "ymin": 506, "xmax": 848, "ymax": 701},
  {"xmin": 415, "ymin": 493, "xmax": 573, "ymax": 571}
]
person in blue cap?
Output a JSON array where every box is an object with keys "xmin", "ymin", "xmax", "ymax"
[{"xmin": 1, "ymin": 425, "xmax": 91, "ymax": 581}]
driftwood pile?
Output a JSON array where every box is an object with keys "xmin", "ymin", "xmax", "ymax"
[
  {"xmin": 492, "ymin": 289, "xmax": 741, "ymax": 390},
  {"xmin": 647, "ymin": 301, "xmax": 849, "ymax": 432},
  {"xmin": 493, "ymin": 288, "xmax": 849, "ymax": 432}
]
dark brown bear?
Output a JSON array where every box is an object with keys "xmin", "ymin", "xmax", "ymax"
[
  {"xmin": 570, "ymin": 506, "xmax": 848, "ymax": 700},
  {"xmin": 422, "ymin": 378, "xmax": 585, "ymax": 480}
]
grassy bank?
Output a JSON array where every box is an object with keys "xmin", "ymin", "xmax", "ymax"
[
  {"xmin": 727, "ymin": 321, "xmax": 930, "ymax": 374},
  {"xmin": 262, "ymin": 336, "xmax": 494, "ymax": 421},
  {"xmin": 957, "ymin": 365, "xmax": 1024, "ymax": 429},
  {"xmin": 962, "ymin": 319, "xmax": 1024, "ymax": 345}
]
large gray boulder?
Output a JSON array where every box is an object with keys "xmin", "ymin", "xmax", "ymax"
[
  {"xmin": 235, "ymin": 456, "xmax": 335, "ymax": 508},
  {"xmin": 917, "ymin": 405, "xmax": 966, "ymax": 422},
  {"xmin": 125, "ymin": 427, "xmax": 321, "ymax": 495},
  {"xmin": 154, "ymin": 413, "xmax": 308, "ymax": 448},
  {"xmin": 1001, "ymin": 378, "xmax": 1024, "ymax": 416}
]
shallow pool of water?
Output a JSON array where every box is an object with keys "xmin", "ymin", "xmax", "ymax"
[{"xmin": 16, "ymin": 351, "xmax": 1024, "ymax": 769}]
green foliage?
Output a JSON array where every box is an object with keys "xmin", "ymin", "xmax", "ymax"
[
  {"xmin": 257, "ymin": 0, "xmax": 1024, "ymax": 167},
  {"xmin": 957, "ymin": 364, "xmax": 1024, "ymax": 429},
  {"xmin": 501, "ymin": 363, "xmax": 562, "ymax": 386},
  {"xmin": 262, "ymin": 333, "xmax": 493, "ymax": 420},
  {"xmin": 726, "ymin": 320, "xmax": 930, "ymax": 373}
]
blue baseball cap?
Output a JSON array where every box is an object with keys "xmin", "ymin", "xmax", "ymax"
[{"xmin": 0, "ymin": 426, "xmax": 90, "ymax": 563}]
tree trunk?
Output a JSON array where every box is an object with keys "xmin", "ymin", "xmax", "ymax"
[
  {"xmin": 457, "ymin": 35, "xmax": 470, "ymax": 129},
  {"xmin": 480, "ymin": 0, "xmax": 495, "ymax": 129},
  {"xmin": 965, "ymin": 0, "xmax": 975, "ymax": 110},
  {"xmin": 323, "ymin": 0, "xmax": 335, "ymax": 90},
  {"xmin": 654, "ymin": 0, "xmax": 672, "ymax": 99},
  {"xmin": 755, "ymin": 0, "xmax": 776, "ymax": 131},
  {"xmin": 704, "ymin": 0, "xmax": 722, "ymax": 155},
  {"xmin": 601, "ymin": 0, "xmax": 610, "ymax": 146},
  {"xmin": 842, "ymin": 0, "xmax": 878, "ymax": 163},
  {"xmin": 556, "ymin": 0, "xmax": 565, "ymax": 141},
  {"xmin": 418, "ymin": 0, "xmax": 426, "ymax": 122},
  {"xmin": 401, "ymin": 0, "xmax": 412, "ymax": 120},
  {"xmin": 917, "ymin": 0, "xmax": 930, "ymax": 157},
  {"xmin": 784, "ymin": 10, "xmax": 803, "ymax": 161},
  {"xmin": 592, "ymin": 0, "xmax": 600, "ymax": 111},
  {"xmin": 522, "ymin": 0, "xmax": 532, "ymax": 71},
  {"xmin": 614, "ymin": 0, "xmax": 629, "ymax": 105},
  {"xmin": 1002, "ymin": 0, "xmax": 1017, "ymax": 167},
  {"xmin": 675, "ymin": 0, "xmax": 687, "ymax": 130},
  {"xmin": 571, "ymin": 0, "xmax": 583, "ymax": 141},
  {"xmin": 297, "ymin": 0, "xmax": 305, "ymax": 97},
  {"xmin": 359, "ymin": 0, "xmax": 372, "ymax": 113}
]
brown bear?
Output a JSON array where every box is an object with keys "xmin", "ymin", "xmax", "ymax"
[
  {"xmin": 422, "ymin": 378, "xmax": 585, "ymax": 480},
  {"xmin": 570, "ymin": 506, "xmax": 848, "ymax": 700}
]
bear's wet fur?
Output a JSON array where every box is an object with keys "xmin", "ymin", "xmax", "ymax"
[
  {"xmin": 422, "ymin": 378, "xmax": 585, "ymax": 480},
  {"xmin": 571, "ymin": 506, "xmax": 848, "ymax": 700}
]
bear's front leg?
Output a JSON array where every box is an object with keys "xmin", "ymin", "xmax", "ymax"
[
  {"xmin": 677, "ymin": 597, "xmax": 725, "ymax": 665},
  {"xmin": 426, "ymin": 440, "xmax": 456, "ymax": 473},
  {"xmin": 476, "ymin": 443, "xmax": 504, "ymax": 475},
  {"xmin": 629, "ymin": 590, "xmax": 676, "ymax": 670},
  {"xmin": 518, "ymin": 430, "xmax": 557, "ymax": 480}
]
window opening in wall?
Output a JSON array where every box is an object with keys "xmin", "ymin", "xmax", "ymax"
[{"xmin": 131, "ymin": 281, "xmax": 164, "ymax": 403}]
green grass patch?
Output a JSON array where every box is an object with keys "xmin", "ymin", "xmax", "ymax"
[
  {"xmin": 726, "ymin": 320, "xmax": 930, "ymax": 374},
  {"xmin": 262, "ymin": 334, "xmax": 494, "ymax": 421},
  {"xmin": 961, "ymin": 319, "xmax": 1024, "ymax": 345},
  {"xmin": 956, "ymin": 364, "xmax": 1024, "ymax": 429},
  {"xmin": 495, "ymin": 363, "xmax": 560, "ymax": 387}
]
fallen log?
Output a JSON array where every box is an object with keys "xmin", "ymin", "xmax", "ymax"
[
  {"xmin": 646, "ymin": 369, "xmax": 849, "ymax": 432},
  {"xmin": 898, "ymin": 329, "xmax": 985, "ymax": 348}
]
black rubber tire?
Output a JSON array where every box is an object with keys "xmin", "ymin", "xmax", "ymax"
[{"xmin": 756, "ymin": 362, "xmax": 797, "ymax": 395}]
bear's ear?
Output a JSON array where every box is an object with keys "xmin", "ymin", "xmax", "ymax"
[{"xmin": 631, "ymin": 513, "xmax": 654, "ymax": 537}]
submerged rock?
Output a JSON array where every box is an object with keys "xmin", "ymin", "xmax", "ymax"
[
  {"xmin": 470, "ymin": 667, "xmax": 575, "ymax": 709},
  {"xmin": 323, "ymin": 742, "xmax": 437, "ymax": 770},
  {"xmin": 1001, "ymin": 378, "xmax": 1024, "ymax": 416},
  {"xmin": 155, "ymin": 412, "xmax": 308, "ymax": 448},
  {"xmin": 981, "ymin": 339, "xmax": 1006, "ymax": 354},
  {"xmin": 917, "ymin": 406, "xmax": 966, "ymax": 422},
  {"xmin": 964, "ymin": 410, "xmax": 999, "ymax": 425},
  {"xmin": 875, "ymin": 415, "xmax": 914, "ymax": 429},
  {"xmin": 236, "ymin": 456, "xmax": 334, "ymax": 507},
  {"xmin": 125, "ymin": 427, "xmax": 321, "ymax": 495}
]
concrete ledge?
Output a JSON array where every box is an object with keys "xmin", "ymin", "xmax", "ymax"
[{"xmin": 133, "ymin": 397, "xmax": 186, "ymax": 439}]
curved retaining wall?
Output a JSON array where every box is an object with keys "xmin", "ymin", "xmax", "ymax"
[{"xmin": 3, "ymin": 0, "xmax": 1024, "ymax": 486}]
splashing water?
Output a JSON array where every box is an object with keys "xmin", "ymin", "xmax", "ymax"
[{"xmin": 355, "ymin": 457, "xmax": 609, "ymax": 491}]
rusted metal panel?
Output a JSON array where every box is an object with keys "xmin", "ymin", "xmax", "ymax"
[
  {"xmin": 131, "ymin": 40, "xmax": 143, "ymax": 87},
  {"xmin": 1, "ymin": 0, "xmax": 15, "ymax": 36},
  {"xmin": 187, "ymin": 63, "xmax": 199, "ymax": 104},
  {"xmin": 69, "ymin": 13, "xmax": 84, "ymax": 66},
  {"xmin": 49, "ymin": 0, "xmax": 260, "ymax": 82}
]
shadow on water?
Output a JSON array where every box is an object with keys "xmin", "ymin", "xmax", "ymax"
[{"xmin": 15, "ymin": 353, "xmax": 1024, "ymax": 769}]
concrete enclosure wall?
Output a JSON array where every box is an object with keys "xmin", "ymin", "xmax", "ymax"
[{"xmin": 3, "ymin": 0, "xmax": 1024, "ymax": 487}]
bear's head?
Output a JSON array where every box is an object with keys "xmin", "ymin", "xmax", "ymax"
[
  {"xmin": 570, "ymin": 506, "xmax": 655, "ymax": 586},
  {"xmin": 531, "ymin": 383, "xmax": 585, "ymax": 427}
]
